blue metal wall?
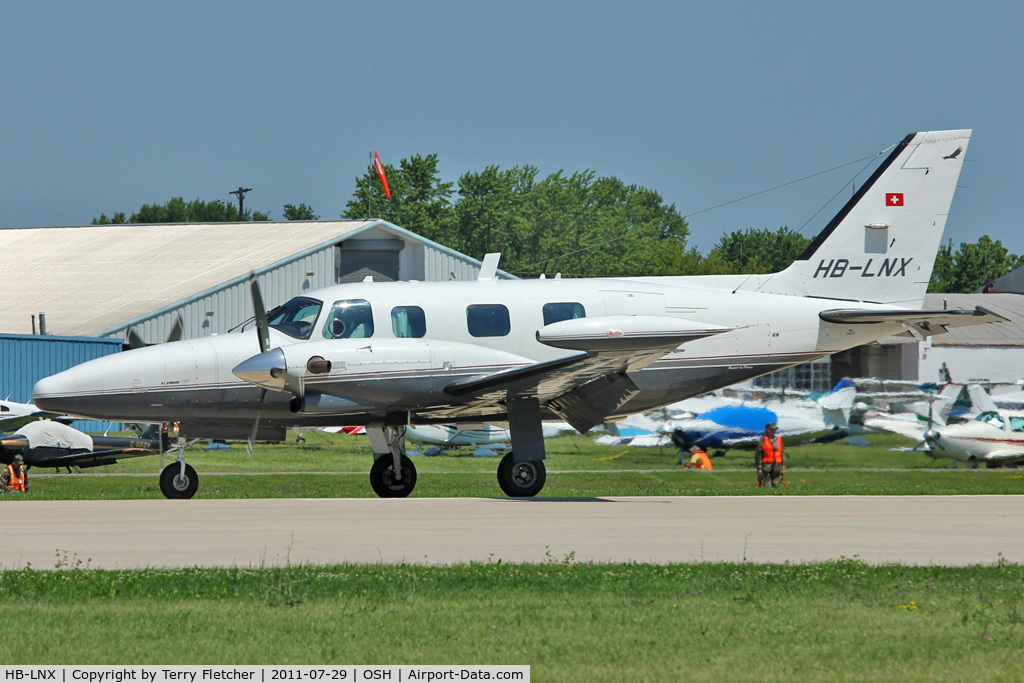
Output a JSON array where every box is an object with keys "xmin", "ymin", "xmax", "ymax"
[{"xmin": 0, "ymin": 333, "xmax": 124, "ymax": 432}]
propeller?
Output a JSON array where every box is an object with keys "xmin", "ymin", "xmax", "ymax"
[
  {"xmin": 247, "ymin": 272, "xmax": 270, "ymax": 456},
  {"xmin": 917, "ymin": 400, "xmax": 940, "ymax": 452},
  {"xmin": 250, "ymin": 272, "xmax": 270, "ymax": 354}
]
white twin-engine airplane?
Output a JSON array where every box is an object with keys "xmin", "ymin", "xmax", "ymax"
[{"xmin": 34, "ymin": 129, "xmax": 1007, "ymax": 499}]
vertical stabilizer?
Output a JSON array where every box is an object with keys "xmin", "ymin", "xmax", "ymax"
[{"xmin": 747, "ymin": 130, "xmax": 971, "ymax": 306}]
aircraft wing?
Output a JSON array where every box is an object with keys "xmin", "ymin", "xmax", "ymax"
[
  {"xmin": 860, "ymin": 414, "xmax": 928, "ymax": 441},
  {"xmin": 439, "ymin": 316, "xmax": 731, "ymax": 433},
  {"xmin": 819, "ymin": 306, "xmax": 1009, "ymax": 337},
  {"xmin": 26, "ymin": 446, "xmax": 162, "ymax": 469}
]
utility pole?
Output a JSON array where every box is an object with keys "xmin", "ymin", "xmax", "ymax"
[{"xmin": 230, "ymin": 187, "xmax": 252, "ymax": 221}]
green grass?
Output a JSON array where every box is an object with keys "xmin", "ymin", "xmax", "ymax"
[
  {"xmin": 10, "ymin": 431, "xmax": 1022, "ymax": 499},
  {"xmin": 3, "ymin": 557, "xmax": 1023, "ymax": 679}
]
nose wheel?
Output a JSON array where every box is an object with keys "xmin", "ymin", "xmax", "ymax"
[
  {"xmin": 497, "ymin": 452, "xmax": 546, "ymax": 497},
  {"xmin": 369, "ymin": 454, "xmax": 417, "ymax": 498},
  {"xmin": 159, "ymin": 462, "xmax": 199, "ymax": 499}
]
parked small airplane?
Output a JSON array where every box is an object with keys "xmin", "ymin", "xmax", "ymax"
[
  {"xmin": 862, "ymin": 383, "xmax": 1024, "ymax": 466},
  {"xmin": 0, "ymin": 398, "xmax": 59, "ymax": 432},
  {"xmin": 606, "ymin": 379, "xmax": 857, "ymax": 452},
  {"xmin": 922, "ymin": 408, "xmax": 1024, "ymax": 467},
  {"xmin": 407, "ymin": 424, "xmax": 511, "ymax": 456},
  {"xmin": 34, "ymin": 129, "xmax": 1006, "ymax": 498},
  {"xmin": 0, "ymin": 420, "xmax": 169, "ymax": 472}
]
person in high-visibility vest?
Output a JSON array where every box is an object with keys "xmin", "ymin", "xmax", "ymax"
[
  {"xmin": 1, "ymin": 454, "xmax": 29, "ymax": 493},
  {"xmin": 685, "ymin": 445, "xmax": 713, "ymax": 470},
  {"xmin": 756, "ymin": 422, "xmax": 784, "ymax": 487}
]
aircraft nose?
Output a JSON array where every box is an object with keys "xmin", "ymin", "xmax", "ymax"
[
  {"xmin": 232, "ymin": 348, "xmax": 288, "ymax": 392},
  {"xmin": 33, "ymin": 367, "xmax": 92, "ymax": 413}
]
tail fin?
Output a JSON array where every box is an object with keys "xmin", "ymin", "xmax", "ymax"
[{"xmin": 746, "ymin": 130, "xmax": 971, "ymax": 306}]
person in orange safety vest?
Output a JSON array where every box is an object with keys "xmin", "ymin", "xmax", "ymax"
[
  {"xmin": 1, "ymin": 454, "xmax": 29, "ymax": 493},
  {"xmin": 685, "ymin": 445, "xmax": 713, "ymax": 470},
  {"xmin": 756, "ymin": 422, "xmax": 784, "ymax": 488}
]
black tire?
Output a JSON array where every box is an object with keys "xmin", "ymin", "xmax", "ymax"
[
  {"xmin": 159, "ymin": 462, "xmax": 199, "ymax": 499},
  {"xmin": 369, "ymin": 454, "xmax": 417, "ymax": 498},
  {"xmin": 497, "ymin": 452, "xmax": 547, "ymax": 497}
]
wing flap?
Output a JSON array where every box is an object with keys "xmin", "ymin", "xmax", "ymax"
[{"xmin": 442, "ymin": 318, "xmax": 714, "ymax": 430}]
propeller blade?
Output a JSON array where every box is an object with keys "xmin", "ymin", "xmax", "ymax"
[
  {"xmin": 250, "ymin": 271, "xmax": 270, "ymax": 354},
  {"xmin": 247, "ymin": 388, "xmax": 267, "ymax": 457}
]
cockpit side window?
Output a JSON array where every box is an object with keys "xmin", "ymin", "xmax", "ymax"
[
  {"xmin": 268, "ymin": 297, "xmax": 323, "ymax": 340},
  {"xmin": 1010, "ymin": 417, "xmax": 1024, "ymax": 433},
  {"xmin": 542, "ymin": 302, "xmax": 586, "ymax": 326},
  {"xmin": 977, "ymin": 411, "xmax": 1006, "ymax": 429},
  {"xmin": 323, "ymin": 299, "xmax": 374, "ymax": 339}
]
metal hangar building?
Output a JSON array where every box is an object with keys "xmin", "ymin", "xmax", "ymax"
[{"xmin": 0, "ymin": 219, "xmax": 507, "ymax": 414}]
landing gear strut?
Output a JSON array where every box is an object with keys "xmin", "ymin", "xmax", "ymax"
[
  {"xmin": 366, "ymin": 425, "xmax": 417, "ymax": 498},
  {"xmin": 499, "ymin": 396, "xmax": 548, "ymax": 497}
]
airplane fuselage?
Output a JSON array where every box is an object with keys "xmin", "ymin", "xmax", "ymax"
[{"xmin": 34, "ymin": 275, "xmax": 903, "ymax": 440}]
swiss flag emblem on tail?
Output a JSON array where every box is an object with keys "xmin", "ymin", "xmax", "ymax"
[{"xmin": 886, "ymin": 193, "xmax": 904, "ymax": 206}]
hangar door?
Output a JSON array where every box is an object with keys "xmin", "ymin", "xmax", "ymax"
[{"xmin": 337, "ymin": 238, "xmax": 403, "ymax": 283}]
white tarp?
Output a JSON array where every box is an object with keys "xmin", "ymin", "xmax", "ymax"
[{"xmin": 14, "ymin": 420, "xmax": 93, "ymax": 451}]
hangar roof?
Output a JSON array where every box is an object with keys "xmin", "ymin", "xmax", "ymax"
[
  {"xmin": 0, "ymin": 219, "xmax": 412, "ymax": 337},
  {"xmin": 879, "ymin": 293, "xmax": 1024, "ymax": 346},
  {"xmin": 924, "ymin": 293, "xmax": 1024, "ymax": 346}
]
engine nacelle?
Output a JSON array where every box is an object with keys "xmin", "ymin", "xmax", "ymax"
[{"xmin": 233, "ymin": 338, "xmax": 537, "ymax": 407}]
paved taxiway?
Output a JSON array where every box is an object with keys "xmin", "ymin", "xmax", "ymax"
[{"xmin": 1, "ymin": 495, "xmax": 1021, "ymax": 569}]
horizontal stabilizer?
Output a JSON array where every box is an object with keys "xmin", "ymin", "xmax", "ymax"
[{"xmin": 819, "ymin": 306, "xmax": 1008, "ymax": 337}]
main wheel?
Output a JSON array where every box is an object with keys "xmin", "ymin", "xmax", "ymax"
[
  {"xmin": 369, "ymin": 454, "xmax": 417, "ymax": 498},
  {"xmin": 497, "ymin": 452, "xmax": 546, "ymax": 497},
  {"xmin": 159, "ymin": 462, "xmax": 199, "ymax": 499}
]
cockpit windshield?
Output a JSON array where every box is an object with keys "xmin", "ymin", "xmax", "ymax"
[{"xmin": 268, "ymin": 297, "xmax": 323, "ymax": 340}]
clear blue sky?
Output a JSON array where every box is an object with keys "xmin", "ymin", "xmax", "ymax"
[{"xmin": 1, "ymin": 0, "xmax": 1020, "ymax": 256}]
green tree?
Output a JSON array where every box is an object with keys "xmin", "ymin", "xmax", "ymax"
[
  {"xmin": 447, "ymin": 167, "xmax": 690, "ymax": 277},
  {"xmin": 343, "ymin": 154, "xmax": 454, "ymax": 240},
  {"xmin": 283, "ymin": 203, "xmax": 318, "ymax": 221},
  {"xmin": 928, "ymin": 236, "xmax": 1023, "ymax": 293},
  {"xmin": 707, "ymin": 227, "xmax": 811, "ymax": 274},
  {"xmin": 92, "ymin": 212, "xmax": 127, "ymax": 225},
  {"xmin": 92, "ymin": 197, "xmax": 270, "ymax": 224},
  {"xmin": 342, "ymin": 154, "xmax": 692, "ymax": 277}
]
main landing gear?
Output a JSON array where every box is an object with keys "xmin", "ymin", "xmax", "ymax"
[
  {"xmin": 364, "ymin": 419, "xmax": 550, "ymax": 498},
  {"xmin": 497, "ymin": 452, "xmax": 546, "ymax": 497}
]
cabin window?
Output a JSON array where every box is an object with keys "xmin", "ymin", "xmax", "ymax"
[
  {"xmin": 976, "ymin": 411, "xmax": 1005, "ymax": 429},
  {"xmin": 392, "ymin": 306, "xmax": 426, "ymax": 338},
  {"xmin": 542, "ymin": 302, "xmax": 586, "ymax": 326},
  {"xmin": 467, "ymin": 304, "xmax": 510, "ymax": 337},
  {"xmin": 322, "ymin": 299, "xmax": 374, "ymax": 339},
  {"xmin": 268, "ymin": 296, "xmax": 323, "ymax": 340}
]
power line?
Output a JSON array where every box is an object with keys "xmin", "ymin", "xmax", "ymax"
[{"xmin": 511, "ymin": 145, "xmax": 893, "ymax": 275}]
